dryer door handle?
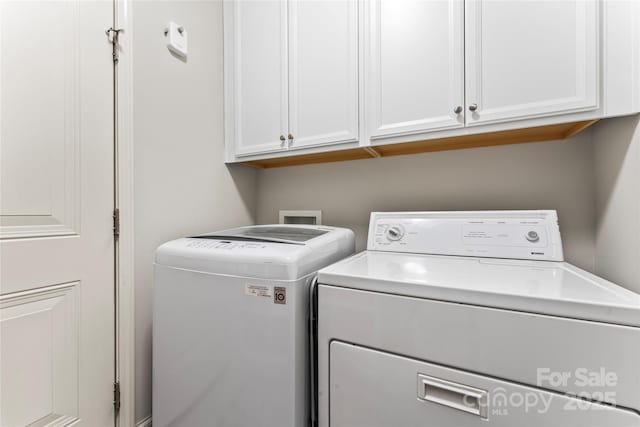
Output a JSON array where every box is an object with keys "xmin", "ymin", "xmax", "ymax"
[{"xmin": 417, "ymin": 374, "xmax": 488, "ymax": 419}]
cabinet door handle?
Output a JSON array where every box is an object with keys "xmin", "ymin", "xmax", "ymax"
[
  {"xmin": 280, "ymin": 135, "xmax": 286, "ymax": 142},
  {"xmin": 468, "ymin": 103, "xmax": 478, "ymax": 112},
  {"xmin": 454, "ymin": 106, "xmax": 463, "ymax": 114},
  {"xmin": 288, "ymin": 134, "xmax": 294, "ymax": 141}
]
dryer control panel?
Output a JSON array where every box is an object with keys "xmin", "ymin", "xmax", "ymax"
[{"xmin": 368, "ymin": 210, "xmax": 563, "ymax": 261}]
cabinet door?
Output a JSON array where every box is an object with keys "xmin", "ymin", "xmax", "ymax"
[
  {"xmin": 367, "ymin": 0, "xmax": 464, "ymax": 139},
  {"xmin": 226, "ymin": 0, "xmax": 288, "ymax": 156},
  {"xmin": 288, "ymin": 0, "xmax": 359, "ymax": 149},
  {"xmin": 465, "ymin": 0, "xmax": 598, "ymax": 126}
]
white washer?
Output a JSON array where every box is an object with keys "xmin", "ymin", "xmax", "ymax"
[
  {"xmin": 153, "ymin": 225, "xmax": 354, "ymax": 427},
  {"xmin": 317, "ymin": 211, "xmax": 640, "ymax": 426}
]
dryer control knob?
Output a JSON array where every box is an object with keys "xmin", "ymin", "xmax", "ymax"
[
  {"xmin": 526, "ymin": 231, "xmax": 540, "ymax": 242},
  {"xmin": 386, "ymin": 225, "xmax": 404, "ymax": 241}
]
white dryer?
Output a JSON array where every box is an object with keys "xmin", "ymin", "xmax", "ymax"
[
  {"xmin": 153, "ymin": 225, "xmax": 354, "ymax": 427},
  {"xmin": 317, "ymin": 211, "xmax": 640, "ymax": 426}
]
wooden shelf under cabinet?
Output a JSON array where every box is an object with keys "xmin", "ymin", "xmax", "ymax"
[{"xmin": 241, "ymin": 119, "xmax": 598, "ymax": 169}]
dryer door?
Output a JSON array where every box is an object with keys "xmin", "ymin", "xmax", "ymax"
[{"xmin": 329, "ymin": 341, "xmax": 640, "ymax": 427}]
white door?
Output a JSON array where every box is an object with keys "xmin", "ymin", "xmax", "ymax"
[
  {"xmin": 465, "ymin": 0, "xmax": 599, "ymax": 126},
  {"xmin": 367, "ymin": 0, "xmax": 464, "ymax": 139},
  {"xmin": 0, "ymin": 1, "xmax": 115, "ymax": 426},
  {"xmin": 288, "ymin": 0, "xmax": 359, "ymax": 150},
  {"xmin": 226, "ymin": 0, "xmax": 288, "ymax": 156}
]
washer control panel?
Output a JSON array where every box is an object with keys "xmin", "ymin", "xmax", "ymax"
[{"xmin": 368, "ymin": 211, "xmax": 564, "ymax": 261}]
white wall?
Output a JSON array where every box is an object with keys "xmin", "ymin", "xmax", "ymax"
[
  {"xmin": 593, "ymin": 116, "xmax": 640, "ymax": 293},
  {"xmin": 256, "ymin": 133, "xmax": 597, "ymax": 271},
  {"xmin": 132, "ymin": 1, "xmax": 257, "ymax": 422}
]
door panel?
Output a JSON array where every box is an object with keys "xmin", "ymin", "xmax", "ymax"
[
  {"xmin": 0, "ymin": 0, "xmax": 80, "ymax": 238},
  {"xmin": 1, "ymin": 284, "xmax": 79, "ymax": 427},
  {"xmin": 288, "ymin": 0, "xmax": 359, "ymax": 149},
  {"xmin": 230, "ymin": 0, "xmax": 288, "ymax": 156},
  {"xmin": 465, "ymin": 0, "xmax": 598, "ymax": 126},
  {"xmin": 330, "ymin": 342, "xmax": 640, "ymax": 427},
  {"xmin": 0, "ymin": 1, "xmax": 115, "ymax": 426},
  {"xmin": 367, "ymin": 0, "xmax": 464, "ymax": 139}
]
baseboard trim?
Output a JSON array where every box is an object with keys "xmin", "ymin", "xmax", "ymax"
[{"xmin": 136, "ymin": 416, "xmax": 152, "ymax": 427}]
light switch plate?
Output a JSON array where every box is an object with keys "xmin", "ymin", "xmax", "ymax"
[{"xmin": 166, "ymin": 22, "xmax": 187, "ymax": 58}]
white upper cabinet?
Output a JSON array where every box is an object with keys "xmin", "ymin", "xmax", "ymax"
[
  {"xmin": 465, "ymin": 0, "xmax": 599, "ymax": 126},
  {"xmin": 367, "ymin": 0, "xmax": 464, "ymax": 139},
  {"xmin": 288, "ymin": 0, "xmax": 359, "ymax": 149},
  {"xmin": 225, "ymin": 0, "xmax": 359, "ymax": 157},
  {"xmin": 225, "ymin": 0, "xmax": 288, "ymax": 156},
  {"xmin": 225, "ymin": 0, "xmax": 638, "ymax": 165}
]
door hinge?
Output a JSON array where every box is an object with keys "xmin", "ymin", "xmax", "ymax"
[
  {"xmin": 113, "ymin": 208, "xmax": 120, "ymax": 238},
  {"xmin": 105, "ymin": 27, "xmax": 123, "ymax": 64},
  {"xmin": 113, "ymin": 381, "xmax": 121, "ymax": 411}
]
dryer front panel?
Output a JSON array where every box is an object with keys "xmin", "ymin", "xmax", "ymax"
[
  {"xmin": 329, "ymin": 342, "xmax": 640, "ymax": 427},
  {"xmin": 316, "ymin": 285, "xmax": 640, "ymax": 427}
]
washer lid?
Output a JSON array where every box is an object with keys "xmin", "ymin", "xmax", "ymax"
[
  {"xmin": 318, "ymin": 251, "xmax": 640, "ymax": 327},
  {"xmin": 196, "ymin": 225, "xmax": 329, "ymax": 244},
  {"xmin": 155, "ymin": 225, "xmax": 355, "ymax": 280}
]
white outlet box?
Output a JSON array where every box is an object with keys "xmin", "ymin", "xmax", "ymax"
[
  {"xmin": 279, "ymin": 210, "xmax": 322, "ymax": 225},
  {"xmin": 166, "ymin": 22, "xmax": 187, "ymax": 58}
]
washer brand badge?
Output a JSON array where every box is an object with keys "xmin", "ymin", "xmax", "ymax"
[
  {"xmin": 274, "ymin": 287, "xmax": 286, "ymax": 305},
  {"xmin": 245, "ymin": 284, "xmax": 272, "ymax": 298}
]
